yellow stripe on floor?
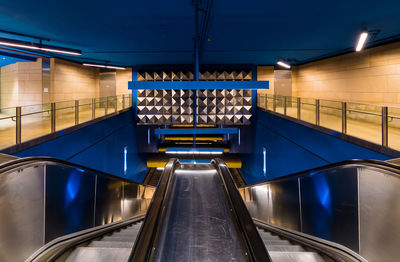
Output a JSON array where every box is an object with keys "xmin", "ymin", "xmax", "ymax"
[{"xmin": 165, "ymin": 136, "xmax": 223, "ymax": 141}]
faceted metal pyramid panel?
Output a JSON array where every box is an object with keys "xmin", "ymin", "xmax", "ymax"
[
  {"xmin": 136, "ymin": 70, "xmax": 252, "ymax": 125},
  {"xmin": 137, "ymin": 89, "xmax": 193, "ymax": 124},
  {"xmin": 137, "ymin": 70, "xmax": 252, "ymax": 81}
]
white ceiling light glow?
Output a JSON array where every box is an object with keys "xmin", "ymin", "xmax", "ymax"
[
  {"xmin": 0, "ymin": 37, "xmax": 81, "ymax": 55},
  {"xmin": 82, "ymin": 63, "xmax": 126, "ymax": 70},
  {"xmin": 356, "ymin": 32, "xmax": 369, "ymax": 52},
  {"xmin": 277, "ymin": 61, "xmax": 291, "ymax": 69}
]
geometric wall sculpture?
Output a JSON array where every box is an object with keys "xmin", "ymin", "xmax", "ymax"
[{"xmin": 137, "ymin": 70, "xmax": 253, "ymax": 125}]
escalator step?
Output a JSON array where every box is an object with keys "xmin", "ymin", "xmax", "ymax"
[
  {"xmin": 88, "ymin": 241, "xmax": 134, "ymax": 248},
  {"xmin": 262, "ymin": 239, "xmax": 291, "ymax": 245},
  {"xmin": 101, "ymin": 236, "xmax": 135, "ymax": 242},
  {"xmin": 268, "ymin": 251, "xmax": 325, "ymax": 262},
  {"xmin": 261, "ymin": 235, "xmax": 282, "ymax": 241},
  {"xmin": 266, "ymin": 245, "xmax": 305, "ymax": 252},
  {"xmin": 66, "ymin": 247, "xmax": 131, "ymax": 262}
]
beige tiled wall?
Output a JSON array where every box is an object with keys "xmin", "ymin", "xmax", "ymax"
[
  {"xmin": 1, "ymin": 59, "xmax": 43, "ymax": 108},
  {"xmin": 292, "ymin": 41, "xmax": 400, "ymax": 106},
  {"xmin": 257, "ymin": 66, "xmax": 274, "ymax": 94},
  {"xmin": 116, "ymin": 68, "xmax": 132, "ymax": 95},
  {"xmin": 50, "ymin": 58, "xmax": 100, "ymax": 102}
]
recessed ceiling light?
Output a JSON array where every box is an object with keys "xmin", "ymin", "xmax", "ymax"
[
  {"xmin": 82, "ymin": 63, "xmax": 126, "ymax": 70},
  {"xmin": 0, "ymin": 37, "xmax": 81, "ymax": 55},
  {"xmin": 277, "ymin": 61, "xmax": 291, "ymax": 69},
  {"xmin": 356, "ymin": 32, "xmax": 369, "ymax": 52}
]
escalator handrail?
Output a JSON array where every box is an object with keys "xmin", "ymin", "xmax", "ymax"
[
  {"xmin": 0, "ymin": 156, "xmax": 146, "ymax": 185},
  {"xmin": 242, "ymin": 158, "xmax": 400, "ymax": 188},
  {"xmin": 212, "ymin": 158, "xmax": 272, "ymax": 262},
  {"xmin": 129, "ymin": 158, "xmax": 179, "ymax": 262}
]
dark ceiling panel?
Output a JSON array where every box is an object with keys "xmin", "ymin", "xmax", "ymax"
[{"xmin": 0, "ymin": 0, "xmax": 399, "ymax": 66}]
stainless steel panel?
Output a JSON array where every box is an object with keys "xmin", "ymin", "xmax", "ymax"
[
  {"xmin": 122, "ymin": 182, "xmax": 143, "ymax": 219},
  {"xmin": 247, "ymin": 178, "xmax": 301, "ymax": 231},
  {"xmin": 95, "ymin": 175, "xmax": 123, "ymax": 226},
  {"xmin": 0, "ymin": 164, "xmax": 45, "ymax": 262},
  {"xmin": 152, "ymin": 165, "xmax": 248, "ymax": 261},
  {"xmin": 359, "ymin": 166, "xmax": 400, "ymax": 262},
  {"xmin": 300, "ymin": 167, "xmax": 359, "ymax": 252},
  {"xmin": 45, "ymin": 164, "xmax": 96, "ymax": 242}
]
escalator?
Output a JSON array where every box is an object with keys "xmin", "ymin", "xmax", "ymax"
[{"xmin": 2, "ymin": 156, "xmax": 396, "ymax": 261}]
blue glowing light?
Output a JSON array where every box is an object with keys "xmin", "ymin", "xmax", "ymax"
[
  {"xmin": 313, "ymin": 175, "xmax": 332, "ymax": 214},
  {"xmin": 65, "ymin": 173, "xmax": 81, "ymax": 206},
  {"xmin": 263, "ymin": 147, "xmax": 267, "ymax": 176},
  {"xmin": 147, "ymin": 128, "xmax": 150, "ymax": 144},
  {"xmin": 238, "ymin": 128, "xmax": 241, "ymax": 146},
  {"xmin": 124, "ymin": 146, "xmax": 128, "ymax": 175}
]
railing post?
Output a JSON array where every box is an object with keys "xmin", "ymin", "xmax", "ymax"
[
  {"xmin": 75, "ymin": 100, "xmax": 79, "ymax": 125},
  {"xmin": 92, "ymin": 98, "xmax": 96, "ymax": 119},
  {"xmin": 264, "ymin": 94, "xmax": 268, "ymax": 110},
  {"xmin": 114, "ymin": 96, "xmax": 118, "ymax": 112},
  {"xmin": 130, "ymin": 94, "xmax": 132, "ymax": 107},
  {"xmin": 382, "ymin": 106, "xmax": 388, "ymax": 147},
  {"xmin": 51, "ymin": 103, "xmax": 56, "ymax": 133},
  {"xmin": 283, "ymin": 96, "xmax": 287, "ymax": 115},
  {"xmin": 105, "ymin": 97, "xmax": 109, "ymax": 115},
  {"xmin": 16, "ymin": 107, "xmax": 21, "ymax": 144},
  {"xmin": 273, "ymin": 95, "xmax": 277, "ymax": 112},
  {"xmin": 122, "ymin": 95, "xmax": 126, "ymax": 109},
  {"xmin": 297, "ymin": 97, "xmax": 301, "ymax": 119},
  {"xmin": 316, "ymin": 99, "xmax": 320, "ymax": 125},
  {"xmin": 342, "ymin": 102, "xmax": 347, "ymax": 134}
]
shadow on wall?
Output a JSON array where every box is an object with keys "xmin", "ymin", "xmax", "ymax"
[
  {"xmin": 14, "ymin": 110, "xmax": 149, "ymax": 183},
  {"xmin": 241, "ymin": 109, "xmax": 390, "ymax": 184}
]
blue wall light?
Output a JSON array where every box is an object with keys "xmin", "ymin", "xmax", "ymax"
[
  {"xmin": 124, "ymin": 146, "xmax": 128, "ymax": 175},
  {"xmin": 263, "ymin": 147, "xmax": 267, "ymax": 176},
  {"xmin": 147, "ymin": 128, "xmax": 150, "ymax": 144},
  {"xmin": 238, "ymin": 128, "xmax": 241, "ymax": 146}
]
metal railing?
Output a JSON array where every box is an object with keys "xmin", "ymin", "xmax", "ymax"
[
  {"xmin": 0, "ymin": 94, "xmax": 132, "ymax": 149},
  {"xmin": 257, "ymin": 93, "xmax": 400, "ymax": 151}
]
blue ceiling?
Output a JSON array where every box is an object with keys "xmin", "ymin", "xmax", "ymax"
[{"xmin": 0, "ymin": 0, "xmax": 399, "ymax": 67}]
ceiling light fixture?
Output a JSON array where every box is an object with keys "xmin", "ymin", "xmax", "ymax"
[
  {"xmin": 277, "ymin": 61, "xmax": 291, "ymax": 69},
  {"xmin": 356, "ymin": 32, "xmax": 369, "ymax": 52},
  {"xmin": 82, "ymin": 63, "xmax": 126, "ymax": 70},
  {"xmin": 0, "ymin": 37, "xmax": 81, "ymax": 55}
]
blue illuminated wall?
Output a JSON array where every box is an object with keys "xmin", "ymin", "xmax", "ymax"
[
  {"xmin": 241, "ymin": 108, "xmax": 390, "ymax": 184},
  {"xmin": 15, "ymin": 110, "xmax": 149, "ymax": 182}
]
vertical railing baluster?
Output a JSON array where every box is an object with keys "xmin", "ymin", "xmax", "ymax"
[
  {"xmin": 297, "ymin": 97, "xmax": 301, "ymax": 119},
  {"xmin": 342, "ymin": 102, "xmax": 347, "ymax": 134},
  {"xmin": 382, "ymin": 106, "xmax": 388, "ymax": 147},
  {"xmin": 273, "ymin": 95, "xmax": 277, "ymax": 112},
  {"xmin": 284, "ymin": 96, "xmax": 287, "ymax": 115},
  {"xmin": 316, "ymin": 99, "xmax": 320, "ymax": 125},
  {"xmin": 16, "ymin": 106, "xmax": 21, "ymax": 144},
  {"xmin": 105, "ymin": 97, "xmax": 109, "ymax": 115},
  {"xmin": 92, "ymin": 98, "xmax": 96, "ymax": 119},
  {"xmin": 114, "ymin": 96, "xmax": 117, "ymax": 113},
  {"xmin": 75, "ymin": 100, "xmax": 79, "ymax": 125},
  {"xmin": 51, "ymin": 103, "xmax": 56, "ymax": 133},
  {"xmin": 122, "ymin": 95, "xmax": 126, "ymax": 109}
]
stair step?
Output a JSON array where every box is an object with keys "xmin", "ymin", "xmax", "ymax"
[
  {"xmin": 88, "ymin": 241, "xmax": 134, "ymax": 248},
  {"xmin": 101, "ymin": 236, "xmax": 135, "ymax": 242},
  {"xmin": 268, "ymin": 251, "xmax": 325, "ymax": 262},
  {"xmin": 266, "ymin": 245, "xmax": 305, "ymax": 252},
  {"xmin": 66, "ymin": 247, "xmax": 131, "ymax": 262},
  {"xmin": 263, "ymin": 239, "xmax": 291, "ymax": 246}
]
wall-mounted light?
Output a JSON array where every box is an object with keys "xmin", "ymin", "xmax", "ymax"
[
  {"xmin": 0, "ymin": 37, "xmax": 81, "ymax": 56},
  {"xmin": 356, "ymin": 32, "xmax": 369, "ymax": 52},
  {"xmin": 263, "ymin": 147, "xmax": 267, "ymax": 176},
  {"xmin": 83, "ymin": 63, "xmax": 126, "ymax": 70},
  {"xmin": 277, "ymin": 61, "xmax": 291, "ymax": 69},
  {"xmin": 124, "ymin": 146, "xmax": 128, "ymax": 175}
]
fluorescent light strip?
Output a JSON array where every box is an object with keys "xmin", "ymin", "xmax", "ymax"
[
  {"xmin": 165, "ymin": 151, "xmax": 223, "ymax": 155},
  {"xmin": 83, "ymin": 63, "xmax": 126, "ymax": 70},
  {"xmin": 0, "ymin": 38, "xmax": 82, "ymax": 55},
  {"xmin": 356, "ymin": 32, "xmax": 368, "ymax": 52},
  {"xmin": 156, "ymin": 167, "xmax": 164, "ymax": 171},
  {"xmin": 277, "ymin": 61, "xmax": 291, "ymax": 69}
]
